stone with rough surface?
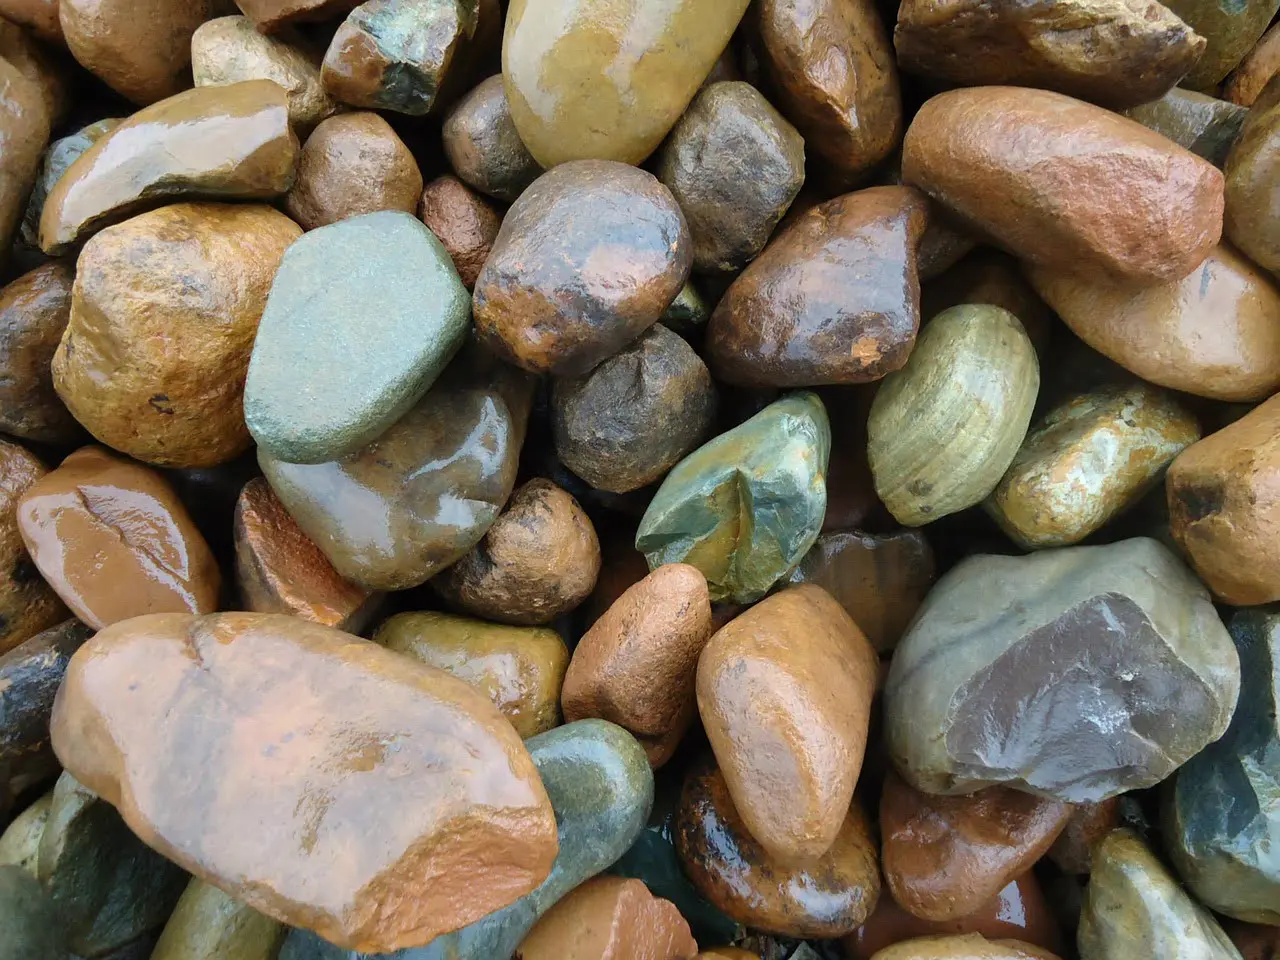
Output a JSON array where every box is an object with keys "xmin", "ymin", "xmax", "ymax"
[
  {"xmin": 1226, "ymin": 24, "xmax": 1280, "ymax": 105},
  {"xmin": 418, "ymin": 175, "xmax": 500, "ymax": 291},
  {"xmin": 1163, "ymin": 0, "xmax": 1280, "ymax": 88},
  {"xmin": 0, "ymin": 441, "xmax": 65, "ymax": 656},
  {"xmin": 442, "ymin": 74, "xmax": 541, "ymax": 203},
  {"xmin": 0, "ymin": 262, "xmax": 79, "ymax": 444}
]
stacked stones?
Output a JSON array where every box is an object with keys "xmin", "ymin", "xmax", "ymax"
[{"xmin": 0, "ymin": 0, "xmax": 1278, "ymax": 958}]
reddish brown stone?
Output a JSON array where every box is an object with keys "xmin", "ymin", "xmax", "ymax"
[
  {"xmin": 234, "ymin": 0, "xmax": 360, "ymax": 31},
  {"xmin": 0, "ymin": 263, "xmax": 80, "ymax": 444},
  {"xmin": 1048, "ymin": 800, "xmax": 1120, "ymax": 874},
  {"xmin": 1223, "ymin": 919, "xmax": 1280, "ymax": 960},
  {"xmin": 418, "ymin": 175, "xmax": 501, "ymax": 291},
  {"xmin": 1226, "ymin": 24, "xmax": 1280, "ymax": 105},
  {"xmin": 0, "ymin": 441, "xmax": 65, "ymax": 657}
]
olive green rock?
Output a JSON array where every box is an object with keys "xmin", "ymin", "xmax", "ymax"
[
  {"xmin": 1225, "ymin": 76, "xmax": 1280, "ymax": 274},
  {"xmin": 151, "ymin": 879, "xmax": 285, "ymax": 960},
  {"xmin": 0, "ymin": 791, "xmax": 51, "ymax": 876},
  {"xmin": 0, "ymin": 864, "xmax": 65, "ymax": 960},
  {"xmin": 1164, "ymin": 606, "xmax": 1280, "ymax": 924},
  {"xmin": 1124, "ymin": 88, "xmax": 1247, "ymax": 169},
  {"xmin": 20, "ymin": 119, "xmax": 121, "ymax": 248},
  {"xmin": 1163, "ymin": 0, "xmax": 1280, "ymax": 88},
  {"xmin": 635, "ymin": 392, "xmax": 830, "ymax": 604},
  {"xmin": 1079, "ymin": 829, "xmax": 1241, "ymax": 959}
]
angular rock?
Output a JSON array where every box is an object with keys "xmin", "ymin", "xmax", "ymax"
[
  {"xmin": 1226, "ymin": 24, "xmax": 1280, "ymax": 105},
  {"xmin": 636, "ymin": 392, "xmax": 830, "ymax": 604},
  {"xmin": 21, "ymin": 118, "xmax": 122, "ymax": 250},
  {"xmin": 1124, "ymin": 87, "xmax": 1247, "ymax": 168},
  {"xmin": 0, "ymin": 790, "xmax": 51, "ymax": 874},
  {"xmin": 441, "ymin": 74, "xmax": 541, "ymax": 203},
  {"xmin": 1163, "ymin": 0, "xmax": 1280, "ymax": 87},
  {"xmin": 707, "ymin": 186, "xmax": 927, "ymax": 388},
  {"xmin": 0, "ymin": 441, "xmax": 65, "ymax": 656},
  {"xmin": 869, "ymin": 936, "xmax": 1061, "ymax": 959},
  {"xmin": 54, "ymin": 202, "xmax": 300, "ymax": 468},
  {"xmin": 0, "ymin": 864, "xmax": 65, "ymax": 960},
  {"xmin": 418, "ymin": 174, "xmax": 500, "ymax": 291},
  {"xmin": 1225, "ymin": 79, "xmax": 1280, "ymax": 273},
  {"xmin": 473, "ymin": 160, "xmax": 691, "ymax": 377},
  {"xmin": 0, "ymin": 263, "xmax": 80, "ymax": 444},
  {"xmin": 903, "ymin": 87, "xmax": 1224, "ymax": 282},
  {"xmin": 0, "ymin": 56, "xmax": 51, "ymax": 259},
  {"xmin": 51, "ymin": 612, "xmax": 559, "ymax": 951},
  {"xmin": 0, "ymin": 0, "xmax": 60, "ymax": 42},
  {"xmin": 246, "ymin": 210, "xmax": 468, "ymax": 465},
  {"xmin": 16, "ymin": 447, "xmax": 220, "ymax": 629},
  {"xmin": 234, "ymin": 0, "xmax": 360, "ymax": 31},
  {"xmin": 1048, "ymin": 800, "xmax": 1120, "ymax": 875},
  {"xmin": 885, "ymin": 537, "xmax": 1241, "ymax": 801},
  {"xmin": 151, "ymin": 879, "xmax": 286, "ymax": 960}
]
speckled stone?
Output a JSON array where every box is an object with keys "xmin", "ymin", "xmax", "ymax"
[
  {"xmin": 151, "ymin": 879, "xmax": 286, "ymax": 960},
  {"xmin": 1124, "ymin": 89, "xmax": 1247, "ymax": 168},
  {"xmin": 0, "ymin": 263, "xmax": 80, "ymax": 445},
  {"xmin": 441, "ymin": 74, "xmax": 542, "ymax": 203},
  {"xmin": 418, "ymin": 175, "xmax": 501, "ymax": 291},
  {"xmin": 636, "ymin": 392, "xmax": 830, "ymax": 604},
  {"xmin": 0, "ymin": 864, "xmax": 64, "ymax": 960},
  {"xmin": 246, "ymin": 210, "xmax": 469, "ymax": 465},
  {"xmin": 20, "ymin": 118, "xmax": 121, "ymax": 250}
]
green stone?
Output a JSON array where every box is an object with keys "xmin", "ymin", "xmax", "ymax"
[
  {"xmin": 1124, "ymin": 88, "xmax": 1247, "ymax": 169},
  {"xmin": 1162, "ymin": 0, "xmax": 1280, "ymax": 88},
  {"xmin": 1164, "ymin": 606, "xmax": 1280, "ymax": 924},
  {"xmin": 0, "ymin": 791, "xmax": 52, "ymax": 876},
  {"xmin": 0, "ymin": 864, "xmax": 65, "ymax": 960},
  {"xmin": 636, "ymin": 391, "xmax": 830, "ymax": 604},
  {"xmin": 660, "ymin": 281, "xmax": 710, "ymax": 341},
  {"xmin": 151, "ymin": 879, "xmax": 285, "ymax": 960},
  {"xmin": 20, "ymin": 119, "xmax": 121, "ymax": 248},
  {"xmin": 245, "ymin": 210, "xmax": 470, "ymax": 465}
]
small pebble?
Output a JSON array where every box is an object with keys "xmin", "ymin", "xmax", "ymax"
[
  {"xmin": 418, "ymin": 174, "xmax": 501, "ymax": 291},
  {"xmin": 442, "ymin": 74, "xmax": 542, "ymax": 202}
]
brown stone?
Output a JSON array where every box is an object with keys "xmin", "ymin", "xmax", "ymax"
[
  {"xmin": 39, "ymin": 80, "xmax": 299, "ymax": 256},
  {"xmin": 50, "ymin": 611, "xmax": 559, "ymax": 951},
  {"xmin": 0, "ymin": 442, "xmax": 65, "ymax": 657},
  {"xmin": 696, "ymin": 950, "xmax": 757, "ymax": 960},
  {"xmin": 903, "ymin": 87, "xmax": 1224, "ymax": 282},
  {"xmin": 473, "ymin": 160, "xmax": 691, "ymax": 377},
  {"xmin": 1047, "ymin": 800, "xmax": 1120, "ymax": 874},
  {"xmin": 707, "ymin": 186, "xmax": 928, "ymax": 388},
  {"xmin": 516, "ymin": 875, "xmax": 697, "ymax": 960},
  {"xmin": 561, "ymin": 564, "xmax": 713, "ymax": 765},
  {"xmin": 1028, "ymin": 244, "xmax": 1280, "ymax": 402},
  {"xmin": 869, "ymin": 935, "xmax": 1062, "ymax": 960},
  {"xmin": 580, "ymin": 528, "xmax": 651, "ymax": 629},
  {"xmin": 52, "ymin": 202, "xmax": 300, "ymax": 469},
  {"xmin": 1223, "ymin": 919, "xmax": 1280, "ymax": 960},
  {"xmin": 1225, "ymin": 77, "xmax": 1280, "ymax": 273},
  {"xmin": 0, "ymin": 0, "xmax": 61, "ymax": 43},
  {"xmin": 234, "ymin": 477, "xmax": 380, "ymax": 634},
  {"xmin": 418, "ymin": 174, "xmax": 500, "ymax": 291},
  {"xmin": 285, "ymin": 112, "xmax": 422, "ymax": 230},
  {"xmin": 880, "ymin": 772, "xmax": 1072, "ymax": 922},
  {"xmin": 0, "ymin": 56, "xmax": 51, "ymax": 260},
  {"xmin": 697, "ymin": 585, "xmax": 878, "ymax": 862},
  {"xmin": 432, "ymin": 478, "xmax": 600, "ymax": 626},
  {"xmin": 234, "ymin": 0, "xmax": 360, "ymax": 31},
  {"xmin": 441, "ymin": 74, "xmax": 541, "ymax": 203},
  {"xmin": 753, "ymin": 0, "xmax": 901, "ymax": 186},
  {"xmin": 0, "ymin": 17, "xmax": 67, "ymax": 125},
  {"xmin": 0, "ymin": 263, "xmax": 80, "ymax": 444},
  {"xmin": 1226, "ymin": 24, "xmax": 1280, "ymax": 105},
  {"xmin": 16, "ymin": 446, "xmax": 220, "ymax": 629}
]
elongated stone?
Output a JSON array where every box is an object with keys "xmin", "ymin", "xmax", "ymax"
[
  {"xmin": 1226, "ymin": 24, "xmax": 1280, "ymax": 105},
  {"xmin": 1225, "ymin": 77, "xmax": 1280, "ymax": 274},
  {"xmin": 21, "ymin": 119, "xmax": 122, "ymax": 250},
  {"xmin": 1124, "ymin": 88, "xmax": 1247, "ymax": 168},
  {"xmin": 0, "ymin": 56, "xmax": 51, "ymax": 263},
  {"xmin": 151, "ymin": 879, "xmax": 286, "ymax": 960}
]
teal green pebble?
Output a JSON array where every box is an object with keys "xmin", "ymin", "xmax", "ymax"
[
  {"xmin": 277, "ymin": 719, "xmax": 653, "ymax": 960},
  {"xmin": 635, "ymin": 391, "xmax": 830, "ymax": 604},
  {"xmin": 244, "ymin": 210, "xmax": 469, "ymax": 465},
  {"xmin": 1164, "ymin": 605, "xmax": 1280, "ymax": 924},
  {"xmin": 0, "ymin": 864, "xmax": 64, "ymax": 960}
]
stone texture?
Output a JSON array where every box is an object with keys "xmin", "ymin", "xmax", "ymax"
[
  {"xmin": 869, "ymin": 936, "xmax": 1061, "ymax": 959},
  {"xmin": 0, "ymin": 790, "xmax": 51, "ymax": 874},
  {"xmin": 0, "ymin": 864, "xmax": 65, "ymax": 960},
  {"xmin": 21, "ymin": 118, "xmax": 122, "ymax": 250},
  {"xmin": 473, "ymin": 160, "xmax": 691, "ymax": 377},
  {"xmin": 920, "ymin": 249, "xmax": 1056, "ymax": 359},
  {"xmin": 503, "ymin": 0, "xmax": 751, "ymax": 166},
  {"xmin": 986, "ymin": 382, "xmax": 1200, "ymax": 549},
  {"xmin": 1226, "ymin": 24, "xmax": 1280, "ymax": 105},
  {"xmin": 0, "ymin": 56, "xmax": 52, "ymax": 261},
  {"xmin": 894, "ymin": 0, "xmax": 1205, "ymax": 109},
  {"xmin": 660, "ymin": 281, "xmax": 710, "ymax": 341},
  {"xmin": 1225, "ymin": 79, "xmax": 1280, "ymax": 274},
  {"xmin": 442, "ymin": 74, "xmax": 541, "ymax": 203},
  {"xmin": 0, "ymin": 441, "xmax": 65, "ymax": 657},
  {"xmin": 1048, "ymin": 800, "xmax": 1120, "ymax": 874},
  {"xmin": 234, "ymin": 0, "xmax": 360, "ymax": 31},
  {"xmin": 698, "ymin": 585, "xmax": 878, "ymax": 862},
  {"xmin": 418, "ymin": 174, "xmax": 500, "ymax": 291},
  {"xmin": 553, "ymin": 324, "xmax": 717, "ymax": 494},
  {"xmin": 16, "ymin": 446, "xmax": 220, "ymax": 630},
  {"xmin": 655, "ymin": 80, "xmax": 804, "ymax": 274},
  {"xmin": 151, "ymin": 879, "xmax": 286, "ymax": 960},
  {"xmin": 636, "ymin": 392, "xmax": 830, "ymax": 605},
  {"xmin": 246, "ymin": 210, "xmax": 469, "ymax": 465},
  {"xmin": 50, "ymin": 612, "xmax": 559, "ymax": 952},
  {"xmin": 1124, "ymin": 88, "xmax": 1247, "ymax": 168},
  {"xmin": 676, "ymin": 762, "xmax": 880, "ymax": 938},
  {"xmin": 0, "ymin": 0, "xmax": 60, "ymax": 42},
  {"xmin": 880, "ymin": 772, "xmax": 1071, "ymax": 922},
  {"xmin": 0, "ymin": 262, "xmax": 80, "ymax": 444},
  {"xmin": 1163, "ymin": 0, "xmax": 1279, "ymax": 88},
  {"xmin": 192, "ymin": 15, "xmax": 336, "ymax": 132},
  {"xmin": 869, "ymin": 305, "xmax": 1039, "ymax": 527},
  {"xmin": 707, "ymin": 186, "xmax": 927, "ymax": 388},
  {"xmin": 0, "ymin": 18, "xmax": 66, "ymax": 129},
  {"xmin": 53, "ymin": 202, "xmax": 300, "ymax": 468},
  {"xmin": 39, "ymin": 80, "xmax": 298, "ymax": 256},
  {"xmin": 885, "ymin": 537, "xmax": 1241, "ymax": 801},
  {"xmin": 903, "ymin": 86, "xmax": 1224, "ymax": 282},
  {"xmin": 234, "ymin": 477, "xmax": 380, "ymax": 633}
]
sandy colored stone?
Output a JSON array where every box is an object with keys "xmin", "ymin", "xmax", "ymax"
[
  {"xmin": 1028, "ymin": 244, "xmax": 1280, "ymax": 402},
  {"xmin": 50, "ymin": 611, "xmax": 560, "ymax": 952},
  {"xmin": 0, "ymin": 790, "xmax": 51, "ymax": 875},
  {"xmin": 1123, "ymin": 87, "xmax": 1247, "ymax": 168},
  {"xmin": 285, "ymin": 112, "xmax": 422, "ymax": 230},
  {"xmin": 0, "ymin": 56, "xmax": 51, "ymax": 260},
  {"xmin": 1163, "ymin": 0, "xmax": 1279, "ymax": 88},
  {"xmin": 40, "ymin": 80, "xmax": 298, "ymax": 256},
  {"xmin": 1048, "ymin": 800, "xmax": 1120, "ymax": 874},
  {"xmin": 707, "ymin": 186, "xmax": 927, "ymax": 388},
  {"xmin": 152, "ymin": 879, "xmax": 286, "ymax": 960},
  {"xmin": 16, "ymin": 446, "xmax": 220, "ymax": 630},
  {"xmin": 0, "ymin": 262, "xmax": 80, "ymax": 444},
  {"xmin": 0, "ymin": 0, "xmax": 60, "ymax": 42},
  {"xmin": 503, "ymin": 0, "xmax": 750, "ymax": 167},
  {"xmin": 903, "ymin": 87, "xmax": 1223, "ymax": 282},
  {"xmin": 234, "ymin": 0, "xmax": 360, "ymax": 31},
  {"xmin": 1225, "ymin": 79, "xmax": 1280, "ymax": 273},
  {"xmin": 52, "ymin": 202, "xmax": 299, "ymax": 469},
  {"xmin": 0, "ymin": 442, "xmax": 65, "ymax": 658},
  {"xmin": 0, "ymin": 17, "xmax": 66, "ymax": 124},
  {"xmin": 870, "ymin": 935, "xmax": 1062, "ymax": 960},
  {"xmin": 234, "ymin": 477, "xmax": 380, "ymax": 633},
  {"xmin": 419, "ymin": 174, "xmax": 500, "ymax": 290},
  {"xmin": 21, "ymin": 118, "xmax": 122, "ymax": 250},
  {"xmin": 442, "ymin": 74, "xmax": 541, "ymax": 203},
  {"xmin": 192, "ymin": 15, "xmax": 337, "ymax": 132}
]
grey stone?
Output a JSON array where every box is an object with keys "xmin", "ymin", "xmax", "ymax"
[
  {"xmin": 0, "ymin": 864, "xmax": 64, "ymax": 960},
  {"xmin": 1124, "ymin": 89, "xmax": 1248, "ymax": 169}
]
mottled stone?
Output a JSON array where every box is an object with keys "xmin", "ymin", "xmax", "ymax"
[
  {"xmin": 234, "ymin": 0, "xmax": 360, "ymax": 31},
  {"xmin": 1226, "ymin": 24, "xmax": 1280, "ymax": 105},
  {"xmin": 0, "ymin": 791, "xmax": 50, "ymax": 874},
  {"xmin": 39, "ymin": 80, "xmax": 298, "ymax": 256},
  {"xmin": 1124, "ymin": 88, "xmax": 1248, "ymax": 168},
  {"xmin": 0, "ymin": 442, "xmax": 65, "ymax": 656},
  {"xmin": 16, "ymin": 447, "xmax": 220, "ymax": 630},
  {"xmin": 21, "ymin": 118, "xmax": 121, "ymax": 250},
  {"xmin": 0, "ymin": 263, "xmax": 79, "ymax": 444},
  {"xmin": 636, "ymin": 392, "xmax": 830, "ymax": 604},
  {"xmin": 660, "ymin": 281, "xmax": 710, "ymax": 341},
  {"xmin": 0, "ymin": 0, "xmax": 60, "ymax": 42},
  {"xmin": 1048, "ymin": 800, "xmax": 1120, "ymax": 874},
  {"xmin": 903, "ymin": 87, "xmax": 1224, "ymax": 282},
  {"xmin": 441, "ymin": 74, "xmax": 541, "ymax": 203},
  {"xmin": 474, "ymin": 160, "xmax": 691, "ymax": 377},
  {"xmin": 1163, "ymin": 0, "xmax": 1279, "ymax": 88},
  {"xmin": 1225, "ymin": 79, "xmax": 1280, "ymax": 274},
  {"xmin": 885, "ymin": 538, "xmax": 1240, "ymax": 801},
  {"xmin": 418, "ymin": 174, "xmax": 500, "ymax": 291},
  {"xmin": 151, "ymin": 880, "xmax": 286, "ymax": 960},
  {"xmin": 0, "ymin": 56, "xmax": 52, "ymax": 260},
  {"xmin": 870, "ymin": 936, "xmax": 1061, "ymax": 959},
  {"xmin": 246, "ymin": 211, "xmax": 468, "ymax": 465},
  {"xmin": 0, "ymin": 864, "xmax": 64, "ymax": 960}
]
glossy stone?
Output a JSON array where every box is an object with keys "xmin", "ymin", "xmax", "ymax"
[
  {"xmin": 1048, "ymin": 800, "xmax": 1120, "ymax": 874},
  {"xmin": 697, "ymin": 951, "xmax": 757, "ymax": 960},
  {"xmin": 20, "ymin": 118, "xmax": 122, "ymax": 250},
  {"xmin": 16, "ymin": 446, "xmax": 220, "ymax": 630},
  {"xmin": 246, "ymin": 210, "xmax": 468, "ymax": 465},
  {"xmin": 1029, "ymin": 245, "xmax": 1280, "ymax": 402},
  {"xmin": 39, "ymin": 80, "xmax": 298, "ymax": 256},
  {"xmin": 1163, "ymin": 0, "xmax": 1279, "ymax": 88},
  {"xmin": 0, "ymin": 442, "xmax": 65, "ymax": 657},
  {"xmin": 0, "ymin": 56, "xmax": 51, "ymax": 260},
  {"xmin": 675, "ymin": 763, "xmax": 880, "ymax": 938},
  {"xmin": 0, "ymin": 263, "xmax": 79, "ymax": 444},
  {"xmin": 869, "ymin": 305, "xmax": 1039, "ymax": 527},
  {"xmin": 903, "ymin": 87, "xmax": 1224, "ymax": 282},
  {"xmin": 473, "ymin": 160, "xmax": 691, "ymax": 377},
  {"xmin": 1078, "ymin": 829, "xmax": 1240, "ymax": 959},
  {"xmin": 503, "ymin": 0, "xmax": 751, "ymax": 167},
  {"xmin": 441, "ymin": 74, "xmax": 541, "ymax": 203},
  {"xmin": 0, "ymin": 18, "xmax": 66, "ymax": 131},
  {"xmin": 635, "ymin": 392, "xmax": 830, "ymax": 604},
  {"xmin": 234, "ymin": 0, "xmax": 360, "ymax": 31},
  {"xmin": 1225, "ymin": 79, "xmax": 1280, "ymax": 273},
  {"xmin": 151, "ymin": 879, "xmax": 286, "ymax": 960},
  {"xmin": 870, "ymin": 936, "xmax": 1061, "ymax": 959},
  {"xmin": 885, "ymin": 537, "xmax": 1240, "ymax": 801},
  {"xmin": 553, "ymin": 324, "xmax": 717, "ymax": 494},
  {"xmin": 0, "ymin": 790, "xmax": 51, "ymax": 874},
  {"xmin": 1124, "ymin": 88, "xmax": 1247, "ymax": 168},
  {"xmin": 418, "ymin": 174, "xmax": 501, "ymax": 291},
  {"xmin": 0, "ymin": 864, "xmax": 64, "ymax": 960},
  {"xmin": 986, "ymin": 383, "xmax": 1200, "ymax": 549},
  {"xmin": 51, "ymin": 612, "xmax": 558, "ymax": 952},
  {"xmin": 54, "ymin": 202, "xmax": 300, "ymax": 468},
  {"xmin": 707, "ymin": 186, "xmax": 927, "ymax": 388},
  {"xmin": 1226, "ymin": 24, "xmax": 1280, "ymax": 105}
]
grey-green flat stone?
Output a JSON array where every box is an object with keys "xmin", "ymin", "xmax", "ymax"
[
  {"xmin": 636, "ymin": 391, "xmax": 830, "ymax": 604},
  {"xmin": 0, "ymin": 864, "xmax": 65, "ymax": 960},
  {"xmin": 1124, "ymin": 88, "xmax": 1247, "ymax": 169},
  {"xmin": 245, "ymin": 210, "xmax": 469, "ymax": 465}
]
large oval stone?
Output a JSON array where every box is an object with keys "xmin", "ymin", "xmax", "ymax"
[
  {"xmin": 0, "ymin": 440, "xmax": 66, "ymax": 656},
  {"xmin": 151, "ymin": 879, "xmax": 286, "ymax": 960},
  {"xmin": 50, "ymin": 612, "xmax": 559, "ymax": 952},
  {"xmin": 1225, "ymin": 78, "xmax": 1280, "ymax": 273},
  {"xmin": 0, "ymin": 262, "xmax": 79, "ymax": 444}
]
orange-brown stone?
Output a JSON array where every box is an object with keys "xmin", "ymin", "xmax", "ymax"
[
  {"xmin": 0, "ymin": 441, "xmax": 65, "ymax": 657},
  {"xmin": 0, "ymin": 56, "xmax": 51, "ymax": 260},
  {"xmin": 418, "ymin": 175, "xmax": 501, "ymax": 291},
  {"xmin": 1048, "ymin": 799, "xmax": 1120, "ymax": 874},
  {"xmin": 0, "ymin": 263, "xmax": 79, "ymax": 444}
]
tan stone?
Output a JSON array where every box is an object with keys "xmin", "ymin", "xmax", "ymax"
[
  {"xmin": 152, "ymin": 879, "xmax": 285, "ymax": 960},
  {"xmin": 418, "ymin": 175, "xmax": 500, "ymax": 290},
  {"xmin": 0, "ymin": 441, "xmax": 65, "ymax": 657},
  {"xmin": 0, "ymin": 263, "xmax": 80, "ymax": 444},
  {"xmin": 870, "ymin": 935, "xmax": 1062, "ymax": 960},
  {"xmin": 0, "ymin": 56, "xmax": 51, "ymax": 259},
  {"xmin": 1225, "ymin": 23, "xmax": 1280, "ymax": 105},
  {"xmin": 0, "ymin": 0, "xmax": 61, "ymax": 43}
]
